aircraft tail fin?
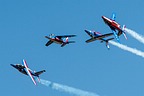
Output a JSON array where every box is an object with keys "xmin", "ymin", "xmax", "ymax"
[
  {"xmin": 61, "ymin": 37, "xmax": 69, "ymax": 47},
  {"xmin": 106, "ymin": 38, "xmax": 114, "ymax": 49},
  {"xmin": 84, "ymin": 29, "xmax": 92, "ymax": 36},
  {"xmin": 122, "ymin": 25, "xmax": 126, "ymax": 31},
  {"xmin": 111, "ymin": 13, "xmax": 116, "ymax": 21},
  {"xmin": 101, "ymin": 38, "xmax": 114, "ymax": 49},
  {"xmin": 66, "ymin": 37, "xmax": 69, "ymax": 42},
  {"xmin": 122, "ymin": 25, "xmax": 128, "ymax": 40},
  {"xmin": 61, "ymin": 37, "xmax": 75, "ymax": 47},
  {"xmin": 63, "ymin": 37, "xmax": 69, "ymax": 43}
]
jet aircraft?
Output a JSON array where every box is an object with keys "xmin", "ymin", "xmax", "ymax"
[
  {"xmin": 10, "ymin": 59, "xmax": 46, "ymax": 85},
  {"xmin": 85, "ymin": 29, "xmax": 114, "ymax": 49},
  {"xmin": 102, "ymin": 13, "xmax": 127, "ymax": 43},
  {"xmin": 45, "ymin": 34, "xmax": 76, "ymax": 47}
]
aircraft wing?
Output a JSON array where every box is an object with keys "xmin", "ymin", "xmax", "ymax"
[
  {"xmin": 98, "ymin": 33, "xmax": 113, "ymax": 38},
  {"xmin": 86, "ymin": 38, "xmax": 97, "ymax": 43},
  {"xmin": 22, "ymin": 59, "xmax": 37, "ymax": 85},
  {"xmin": 56, "ymin": 35, "xmax": 76, "ymax": 38},
  {"xmin": 92, "ymin": 33, "xmax": 114, "ymax": 40},
  {"xmin": 45, "ymin": 40, "xmax": 53, "ymax": 46},
  {"xmin": 86, "ymin": 33, "xmax": 113, "ymax": 43},
  {"xmin": 112, "ymin": 30, "xmax": 120, "ymax": 43}
]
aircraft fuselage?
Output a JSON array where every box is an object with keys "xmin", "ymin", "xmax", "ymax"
[
  {"xmin": 50, "ymin": 37, "xmax": 67, "ymax": 44},
  {"xmin": 102, "ymin": 16, "xmax": 121, "ymax": 31}
]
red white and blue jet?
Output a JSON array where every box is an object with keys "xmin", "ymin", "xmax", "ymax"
[
  {"xmin": 10, "ymin": 59, "xmax": 46, "ymax": 85},
  {"xmin": 102, "ymin": 13, "xmax": 127, "ymax": 43},
  {"xmin": 45, "ymin": 34, "xmax": 76, "ymax": 47},
  {"xmin": 85, "ymin": 29, "xmax": 114, "ymax": 49}
]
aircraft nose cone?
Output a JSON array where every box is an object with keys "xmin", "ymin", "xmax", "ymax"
[
  {"xmin": 45, "ymin": 36, "xmax": 48, "ymax": 38},
  {"xmin": 84, "ymin": 29, "xmax": 89, "ymax": 33},
  {"xmin": 10, "ymin": 64, "xmax": 14, "ymax": 66},
  {"xmin": 102, "ymin": 16, "xmax": 105, "ymax": 19},
  {"xmin": 10, "ymin": 64, "xmax": 15, "ymax": 68}
]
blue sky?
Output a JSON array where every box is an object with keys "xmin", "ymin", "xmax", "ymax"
[{"xmin": 1, "ymin": 0, "xmax": 144, "ymax": 96}]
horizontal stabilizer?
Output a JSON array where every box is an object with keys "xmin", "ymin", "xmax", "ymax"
[
  {"xmin": 68, "ymin": 41, "xmax": 75, "ymax": 43},
  {"xmin": 34, "ymin": 70, "xmax": 46, "ymax": 76},
  {"xmin": 107, "ymin": 38, "xmax": 114, "ymax": 41}
]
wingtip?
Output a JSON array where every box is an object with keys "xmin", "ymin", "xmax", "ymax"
[
  {"xmin": 72, "ymin": 35, "xmax": 76, "ymax": 37},
  {"xmin": 22, "ymin": 59, "xmax": 25, "ymax": 62},
  {"xmin": 34, "ymin": 83, "xmax": 37, "ymax": 85}
]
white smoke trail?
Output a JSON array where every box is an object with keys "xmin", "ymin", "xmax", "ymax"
[
  {"xmin": 39, "ymin": 79, "xmax": 99, "ymax": 96},
  {"xmin": 109, "ymin": 41, "xmax": 144, "ymax": 58},
  {"xmin": 125, "ymin": 28, "xmax": 144, "ymax": 44}
]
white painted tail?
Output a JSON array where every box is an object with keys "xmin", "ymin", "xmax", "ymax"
[{"xmin": 122, "ymin": 25, "xmax": 128, "ymax": 40}]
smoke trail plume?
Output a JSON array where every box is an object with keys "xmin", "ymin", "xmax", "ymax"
[
  {"xmin": 125, "ymin": 28, "xmax": 144, "ymax": 44},
  {"xmin": 109, "ymin": 41, "xmax": 144, "ymax": 58},
  {"xmin": 39, "ymin": 79, "xmax": 99, "ymax": 96}
]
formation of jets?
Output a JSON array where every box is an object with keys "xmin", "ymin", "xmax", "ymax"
[
  {"xmin": 44, "ymin": 13, "xmax": 127, "ymax": 48},
  {"xmin": 11, "ymin": 13, "xmax": 127, "ymax": 85}
]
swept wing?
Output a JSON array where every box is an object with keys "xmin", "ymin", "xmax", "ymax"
[
  {"xmin": 22, "ymin": 59, "xmax": 37, "ymax": 85},
  {"xmin": 56, "ymin": 35, "xmax": 76, "ymax": 38},
  {"xmin": 86, "ymin": 33, "xmax": 113, "ymax": 43}
]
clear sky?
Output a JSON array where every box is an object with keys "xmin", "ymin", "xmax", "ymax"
[{"xmin": 1, "ymin": 0, "xmax": 144, "ymax": 96}]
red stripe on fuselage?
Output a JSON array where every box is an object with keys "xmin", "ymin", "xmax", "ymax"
[
  {"xmin": 50, "ymin": 38, "xmax": 64, "ymax": 44},
  {"xmin": 102, "ymin": 16, "xmax": 121, "ymax": 31}
]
